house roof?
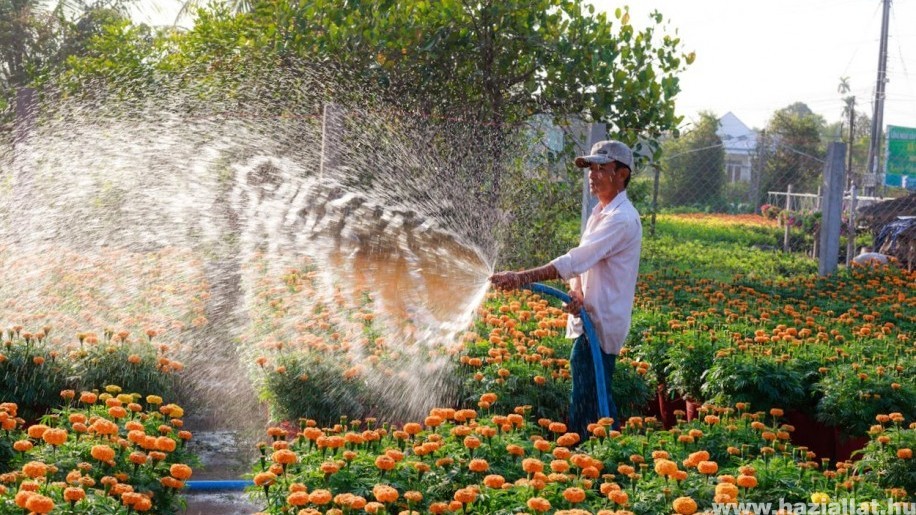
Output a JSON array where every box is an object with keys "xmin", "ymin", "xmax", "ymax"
[{"xmin": 717, "ymin": 112, "xmax": 757, "ymax": 154}]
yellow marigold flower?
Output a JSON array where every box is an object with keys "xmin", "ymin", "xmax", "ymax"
[{"xmin": 811, "ymin": 492, "xmax": 830, "ymax": 504}]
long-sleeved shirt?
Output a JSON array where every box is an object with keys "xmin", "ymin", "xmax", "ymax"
[{"xmin": 550, "ymin": 191, "xmax": 642, "ymax": 354}]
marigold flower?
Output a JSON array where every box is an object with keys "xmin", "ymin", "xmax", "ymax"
[
  {"xmin": 429, "ymin": 502, "xmax": 450, "ymax": 514},
  {"xmin": 468, "ymin": 458, "xmax": 489, "ymax": 472},
  {"xmin": 697, "ymin": 461, "xmax": 719, "ymax": 475},
  {"xmin": 736, "ymin": 474, "xmax": 757, "ymax": 489},
  {"xmin": 272, "ymin": 449, "xmax": 297, "ymax": 466},
  {"xmin": 63, "ymin": 487, "xmax": 85, "ymax": 503},
  {"xmin": 90, "ymin": 445, "xmax": 115, "ymax": 462},
  {"xmin": 453, "ymin": 487, "xmax": 477, "ymax": 504},
  {"xmin": 372, "ymin": 484, "xmax": 398, "ymax": 503},
  {"xmin": 673, "ymin": 496, "xmax": 698, "ymax": 515},
  {"xmin": 563, "ymin": 487, "xmax": 586, "ymax": 503},
  {"xmin": 483, "ymin": 474, "xmax": 505, "ymax": 489},
  {"xmin": 27, "ymin": 424, "xmax": 49, "ymax": 439},
  {"xmin": 309, "ymin": 489, "xmax": 332, "ymax": 505},
  {"xmin": 170, "ymin": 464, "xmax": 193, "ymax": 480},
  {"xmin": 22, "ymin": 461, "xmax": 48, "ymax": 479},
  {"xmin": 897, "ymin": 448, "xmax": 912, "ymax": 459},
  {"xmin": 654, "ymin": 459, "xmax": 678, "ymax": 477},
  {"xmin": 24, "ymin": 493, "xmax": 54, "ymax": 514},
  {"xmin": 253, "ymin": 472, "xmax": 277, "ymax": 487},
  {"xmin": 527, "ymin": 496, "xmax": 551, "ymax": 512},
  {"xmin": 13, "ymin": 440, "xmax": 33, "ymax": 452}
]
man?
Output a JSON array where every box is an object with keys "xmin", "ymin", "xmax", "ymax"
[{"xmin": 490, "ymin": 140, "xmax": 642, "ymax": 438}]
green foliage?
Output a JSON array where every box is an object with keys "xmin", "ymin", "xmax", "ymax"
[
  {"xmin": 75, "ymin": 339, "xmax": 179, "ymax": 401},
  {"xmin": 755, "ymin": 103, "xmax": 826, "ymax": 207},
  {"xmin": 816, "ymin": 368, "xmax": 916, "ymax": 436},
  {"xmin": 856, "ymin": 422, "xmax": 916, "ymax": 495},
  {"xmin": 702, "ymin": 353, "xmax": 807, "ymax": 411},
  {"xmin": 664, "ymin": 335, "xmax": 718, "ymax": 402},
  {"xmin": 260, "ymin": 352, "xmax": 369, "ymax": 427},
  {"xmin": 660, "ymin": 111, "xmax": 726, "ymax": 208},
  {"xmin": 0, "ymin": 332, "xmax": 73, "ymax": 421}
]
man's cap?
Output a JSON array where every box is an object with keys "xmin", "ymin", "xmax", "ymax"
[{"xmin": 574, "ymin": 140, "xmax": 634, "ymax": 169}]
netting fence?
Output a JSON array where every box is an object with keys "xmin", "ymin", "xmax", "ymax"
[{"xmin": 629, "ymin": 135, "xmax": 916, "ymax": 269}]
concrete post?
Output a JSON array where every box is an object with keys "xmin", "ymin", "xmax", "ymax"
[
  {"xmin": 819, "ymin": 142, "xmax": 847, "ymax": 276},
  {"xmin": 319, "ymin": 103, "xmax": 344, "ymax": 179},
  {"xmin": 580, "ymin": 123, "xmax": 605, "ymax": 235},
  {"xmin": 845, "ymin": 185, "xmax": 858, "ymax": 266},
  {"xmin": 783, "ymin": 184, "xmax": 792, "ymax": 252}
]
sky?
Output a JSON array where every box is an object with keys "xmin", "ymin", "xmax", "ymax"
[
  {"xmin": 135, "ymin": 1, "xmax": 916, "ymax": 132},
  {"xmin": 593, "ymin": 0, "xmax": 916, "ymax": 131}
]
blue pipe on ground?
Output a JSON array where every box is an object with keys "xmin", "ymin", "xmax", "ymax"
[
  {"xmin": 524, "ymin": 283, "xmax": 610, "ymax": 419},
  {"xmin": 186, "ymin": 480, "xmax": 252, "ymax": 491}
]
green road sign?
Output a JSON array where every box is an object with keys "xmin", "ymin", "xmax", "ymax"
[{"xmin": 885, "ymin": 125, "xmax": 916, "ymax": 189}]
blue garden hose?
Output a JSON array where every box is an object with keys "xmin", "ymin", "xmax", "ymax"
[
  {"xmin": 524, "ymin": 283, "xmax": 610, "ymax": 419},
  {"xmin": 186, "ymin": 479, "xmax": 252, "ymax": 491}
]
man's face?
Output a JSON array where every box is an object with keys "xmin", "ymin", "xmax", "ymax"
[{"xmin": 588, "ymin": 161, "xmax": 619, "ymax": 200}]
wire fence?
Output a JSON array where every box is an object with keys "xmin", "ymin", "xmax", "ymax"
[{"xmin": 636, "ymin": 137, "xmax": 915, "ymax": 269}]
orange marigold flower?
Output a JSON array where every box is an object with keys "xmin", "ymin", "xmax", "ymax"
[
  {"xmin": 897, "ymin": 448, "xmax": 912, "ymax": 459},
  {"xmin": 654, "ymin": 459, "xmax": 678, "ymax": 477},
  {"xmin": 22, "ymin": 461, "xmax": 48, "ymax": 479},
  {"xmin": 562, "ymin": 487, "xmax": 586, "ymax": 503},
  {"xmin": 309, "ymin": 489, "xmax": 332, "ymax": 505},
  {"xmin": 468, "ymin": 458, "xmax": 489, "ymax": 472},
  {"xmin": 13, "ymin": 440, "xmax": 33, "ymax": 452},
  {"xmin": 253, "ymin": 472, "xmax": 277, "ymax": 487},
  {"xmin": 453, "ymin": 487, "xmax": 477, "ymax": 504},
  {"xmin": 697, "ymin": 461, "xmax": 719, "ymax": 475},
  {"xmin": 272, "ymin": 449, "xmax": 297, "ymax": 465},
  {"xmin": 673, "ymin": 496, "xmax": 698, "ymax": 515},
  {"xmin": 522, "ymin": 458, "xmax": 544, "ymax": 474},
  {"xmin": 27, "ymin": 424, "xmax": 49, "ymax": 439},
  {"xmin": 170, "ymin": 464, "xmax": 193, "ymax": 480},
  {"xmin": 90, "ymin": 445, "xmax": 115, "ymax": 462},
  {"xmin": 483, "ymin": 474, "xmax": 505, "ymax": 489},
  {"xmin": 372, "ymin": 484, "xmax": 398, "ymax": 503},
  {"xmin": 63, "ymin": 487, "xmax": 85, "ymax": 503},
  {"xmin": 527, "ymin": 496, "xmax": 551, "ymax": 512},
  {"xmin": 736, "ymin": 474, "xmax": 758, "ymax": 488},
  {"xmin": 24, "ymin": 493, "xmax": 54, "ymax": 514}
]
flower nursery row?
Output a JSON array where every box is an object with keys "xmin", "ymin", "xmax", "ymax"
[
  {"xmin": 0, "ymin": 386, "xmax": 196, "ymax": 514},
  {"xmin": 243, "ymin": 393, "xmax": 916, "ymax": 514}
]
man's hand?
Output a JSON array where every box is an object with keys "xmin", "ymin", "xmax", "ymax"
[
  {"xmin": 565, "ymin": 290, "xmax": 584, "ymax": 315},
  {"xmin": 489, "ymin": 271, "xmax": 523, "ymax": 291}
]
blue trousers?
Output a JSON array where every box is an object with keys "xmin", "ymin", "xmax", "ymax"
[{"xmin": 568, "ymin": 334, "xmax": 619, "ymax": 439}]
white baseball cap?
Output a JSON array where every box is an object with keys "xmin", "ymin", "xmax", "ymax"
[{"xmin": 574, "ymin": 140, "xmax": 634, "ymax": 169}]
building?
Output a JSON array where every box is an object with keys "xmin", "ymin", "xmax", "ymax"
[{"xmin": 717, "ymin": 112, "xmax": 757, "ymax": 183}]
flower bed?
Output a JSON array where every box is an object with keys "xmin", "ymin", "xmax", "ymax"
[
  {"xmin": 244, "ymin": 398, "xmax": 915, "ymax": 514},
  {"xmin": 0, "ymin": 386, "xmax": 197, "ymax": 514}
]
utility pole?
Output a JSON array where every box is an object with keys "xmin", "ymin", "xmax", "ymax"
[
  {"xmin": 865, "ymin": 0, "xmax": 891, "ymax": 197},
  {"xmin": 846, "ymin": 97, "xmax": 855, "ymax": 188}
]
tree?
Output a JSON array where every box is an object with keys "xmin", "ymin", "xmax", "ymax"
[
  {"xmin": 756, "ymin": 102, "xmax": 826, "ymax": 204},
  {"xmin": 660, "ymin": 111, "xmax": 725, "ymax": 208},
  {"xmin": 0, "ymin": 0, "xmax": 135, "ymax": 122}
]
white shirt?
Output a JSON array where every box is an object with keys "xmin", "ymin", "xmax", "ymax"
[{"xmin": 550, "ymin": 191, "xmax": 641, "ymax": 355}]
